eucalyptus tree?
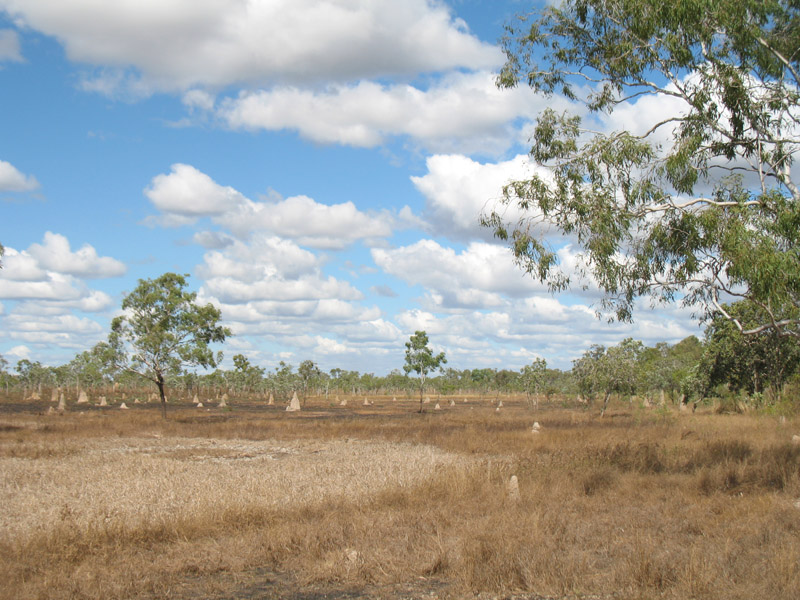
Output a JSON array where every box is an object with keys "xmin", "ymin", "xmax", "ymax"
[
  {"xmin": 15, "ymin": 359, "xmax": 50, "ymax": 394},
  {"xmin": 470, "ymin": 368, "xmax": 494, "ymax": 399},
  {"xmin": 485, "ymin": 0, "xmax": 800, "ymax": 337},
  {"xmin": 69, "ymin": 341, "xmax": 123, "ymax": 392},
  {"xmin": 403, "ymin": 330, "xmax": 447, "ymax": 411},
  {"xmin": 267, "ymin": 361, "xmax": 298, "ymax": 402},
  {"xmin": 232, "ymin": 354, "xmax": 265, "ymax": 395},
  {"xmin": 0, "ymin": 354, "xmax": 8, "ymax": 394},
  {"xmin": 573, "ymin": 338, "xmax": 644, "ymax": 416},
  {"xmin": 298, "ymin": 359, "xmax": 321, "ymax": 400},
  {"xmin": 520, "ymin": 358, "xmax": 547, "ymax": 409},
  {"xmin": 701, "ymin": 301, "xmax": 800, "ymax": 401},
  {"xmin": 385, "ymin": 368, "xmax": 410, "ymax": 395},
  {"xmin": 110, "ymin": 273, "xmax": 230, "ymax": 418}
]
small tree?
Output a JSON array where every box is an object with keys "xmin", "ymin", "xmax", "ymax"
[
  {"xmin": 268, "ymin": 361, "xmax": 297, "ymax": 403},
  {"xmin": 232, "ymin": 354, "xmax": 265, "ymax": 395},
  {"xmin": 573, "ymin": 338, "xmax": 644, "ymax": 416},
  {"xmin": 0, "ymin": 354, "xmax": 8, "ymax": 395},
  {"xmin": 520, "ymin": 358, "xmax": 547, "ymax": 410},
  {"xmin": 110, "ymin": 273, "xmax": 230, "ymax": 418},
  {"xmin": 298, "ymin": 359, "xmax": 321, "ymax": 402},
  {"xmin": 403, "ymin": 330, "xmax": 447, "ymax": 412}
]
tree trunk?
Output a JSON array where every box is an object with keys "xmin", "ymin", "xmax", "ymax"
[
  {"xmin": 156, "ymin": 373, "xmax": 167, "ymax": 419},
  {"xmin": 600, "ymin": 391, "xmax": 611, "ymax": 417}
]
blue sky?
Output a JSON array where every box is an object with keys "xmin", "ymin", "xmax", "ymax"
[{"xmin": 0, "ymin": 0, "xmax": 700, "ymax": 374}]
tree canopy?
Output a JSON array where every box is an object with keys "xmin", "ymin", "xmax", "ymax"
[
  {"xmin": 573, "ymin": 338, "xmax": 644, "ymax": 416},
  {"xmin": 484, "ymin": 0, "xmax": 800, "ymax": 337},
  {"xmin": 700, "ymin": 300, "xmax": 800, "ymax": 399},
  {"xmin": 110, "ymin": 272, "xmax": 230, "ymax": 417}
]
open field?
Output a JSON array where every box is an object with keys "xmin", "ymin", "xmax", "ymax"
[{"xmin": 1, "ymin": 392, "xmax": 799, "ymax": 599}]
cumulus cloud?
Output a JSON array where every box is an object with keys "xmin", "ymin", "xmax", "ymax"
[
  {"xmin": 218, "ymin": 72, "xmax": 557, "ymax": 153},
  {"xmin": 1, "ymin": 0, "xmax": 500, "ymax": 93},
  {"xmin": 0, "ymin": 248, "xmax": 46, "ymax": 281},
  {"xmin": 373, "ymin": 240, "xmax": 546, "ymax": 310},
  {"xmin": 197, "ymin": 236, "xmax": 319, "ymax": 282},
  {"xmin": 197, "ymin": 236, "xmax": 364, "ymax": 315},
  {"xmin": 0, "ymin": 260, "xmax": 113, "ymax": 356},
  {"xmin": 4, "ymin": 312, "xmax": 103, "ymax": 341},
  {"xmin": 0, "ymin": 29, "xmax": 22, "ymax": 62},
  {"xmin": 333, "ymin": 318, "xmax": 401, "ymax": 343},
  {"xmin": 144, "ymin": 163, "xmax": 245, "ymax": 220},
  {"xmin": 5, "ymin": 345, "xmax": 30, "ymax": 360},
  {"xmin": 145, "ymin": 164, "xmax": 394, "ymax": 248},
  {"xmin": 11, "ymin": 291, "xmax": 113, "ymax": 315},
  {"xmin": 188, "ymin": 232, "xmax": 404, "ymax": 365},
  {"xmin": 217, "ymin": 195, "xmax": 393, "ymax": 249},
  {"xmin": 0, "ymin": 272, "xmax": 114, "ymax": 314},
  {"xmin": 27, "ymin": 232, "xmax": 126, "ymax": 278},
  {"xmin": 0, "ymin": 159, "xmax": 39, "ymax": 192},
  {"xmin": 412, "ymin": 153, "xmax": 546, "ymax": 241},
  {"xmin": 0, "ymin": 237, "xmax": 118, "ymax": 363}
]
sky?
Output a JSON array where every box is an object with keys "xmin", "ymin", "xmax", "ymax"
[{"xmin": 0, "ymin": 0, "xmax": 702, "ymax": 375}]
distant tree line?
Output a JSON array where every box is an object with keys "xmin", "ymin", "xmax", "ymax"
[{"xmin": 3, "ymin": 299, "xmax": 799, "ymax": 413}]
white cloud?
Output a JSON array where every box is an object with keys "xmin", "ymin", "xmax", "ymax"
[
  {"xmin": 0, "ymin": 248, "xmax": 46, "ymax": 281},
  {"xmin": 197, "ymin": 236, "xmax": 320, "ymax": 281},
  {"xmin": 0, "ymin": 238, "xmax": 117, "ymax": 362},
  {"xmin": 0, "ymin": 304, "xmax": 107, "ymax": 353},
  {"xmin": 5, "ymin": 312, "xmax": 103, "ymax": 337},
  {"xmin": 206, "ymin": 275, "xmax": 362, "ymax": 305},
  {"xmin": 5, "ymin": 345, "xmax": 30, "ymax": 361},
  {"xmin": 144, "ymin": 163, "xmax": 245, "ymax": 220},
  {"xmin": 145, "ymin": 164, "xmax": 394, "ymax": 248},
  {"xmin": 218, "ymin": 194, "xmax": 393, "ymax": 249},
  {"xmin": 1, "ymin": 0, "xmax": 500, "ymax": 93},
  {"xmin": 310, "ymin": 336, "xmax": 350, "ymax": 355},
  {"xmin": 182, "ymin": 89, "xmax": 215, "ymax": 112},
  {"xmin": 333, "ymin": 318, "xmax": 401, "ymax": 343},
  {"xmin": 12, "ymin": 290, "xmax": 114, "ymax": 314},
  {"xmin": 412, "ymin": 153, "xmax": 547, "ymax": 241},
  {"xmin": 0, "ymin": 270, "xmax": 95, "ymax": 302},
  {"xmin": 373, "ymin": 239, "xmax": 545, "ymax": 310},
  {"xmin": 27, "ymin": 232, "xmax": 126, "ymax": 278},
  {"xmin": 197, "ymin": 236, "xmax": 363, "ymax": 313},
  {"xmin": 0, "ymin": 159, "xmax": 39, "ymax": 192},
  {"xmin": 0, "ymin": 29, "xmax": 22, "ymax": 62},
  {"xmin": 218, "ymin": 72, "xmax": 556, "ymax": 153}
]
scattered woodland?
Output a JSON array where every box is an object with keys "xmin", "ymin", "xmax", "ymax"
[
  {"xmin": 3, "ymin": 0, "xmax": 800, "ymax": 597},
  {"xmin": 3, "ymin": 301, "xmax": 800, "ymax": 418}
]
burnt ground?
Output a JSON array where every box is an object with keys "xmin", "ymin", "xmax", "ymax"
[{"xmin": 168, "ymin": 568, "xmax": 600, "ymax": 600}]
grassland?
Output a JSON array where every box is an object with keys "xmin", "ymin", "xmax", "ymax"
[{"xmin": 1, "ymin": 392, "xmax": 799, "ymax": 599}]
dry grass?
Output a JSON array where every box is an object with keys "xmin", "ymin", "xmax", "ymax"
[{"xmin": 1, "ymin": 393, "xmax": 799, "ymax": 599}]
